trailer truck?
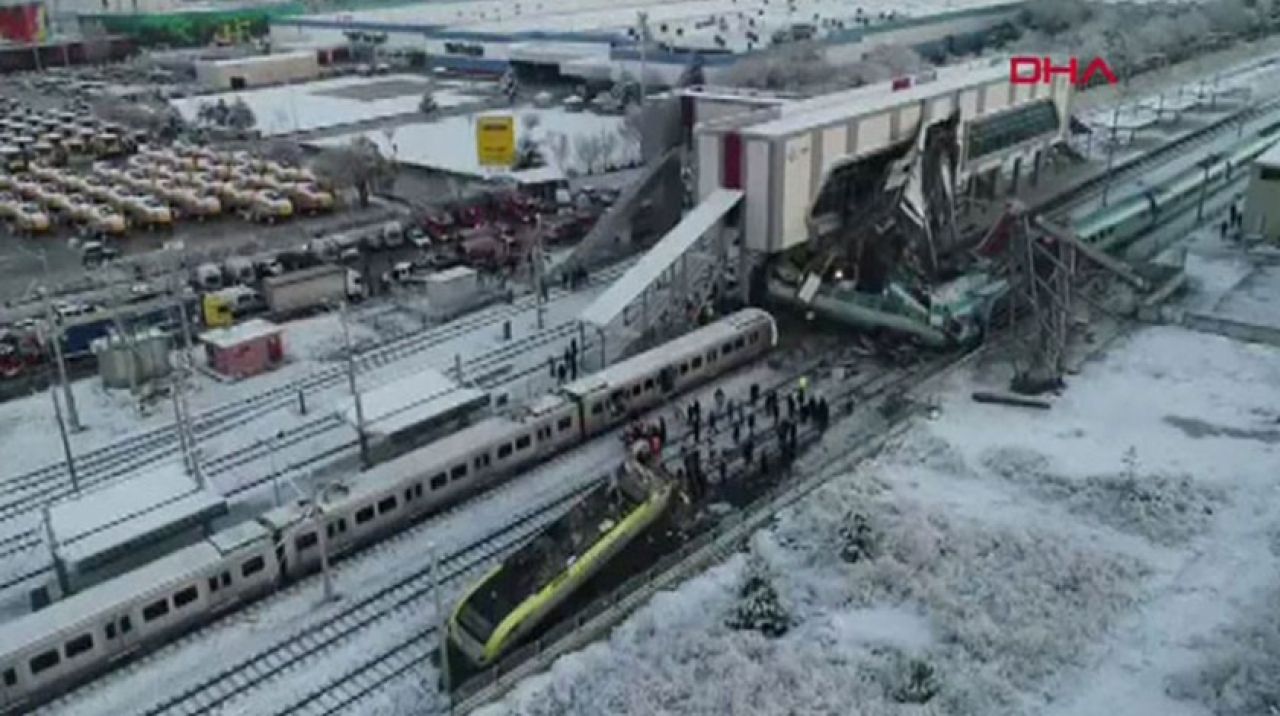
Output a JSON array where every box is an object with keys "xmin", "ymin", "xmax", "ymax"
[{"xmin": 260, "ymin": 265, "xmax": 364, "ymax": 317}]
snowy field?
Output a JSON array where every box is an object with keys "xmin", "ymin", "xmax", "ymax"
[
  {"xmin": 430, "ymin": 322, "xmax": 1279, "ymax": 716},
  {"xmin": 311, "ymin": 107, "xmax": 640, "ymax": 180},
  {"xmin": 169, "ymin": 75, "xmax": 489, "ymax": 137}
]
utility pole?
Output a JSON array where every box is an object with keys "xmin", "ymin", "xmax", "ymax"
[
  {"xmin": 36, "ymin": 270, "xmax": 81, "ymax": 433},
  {"xmin": 173, "ymin": 294, "xmax": 204, "ymax": 489},
  {"xmin": 38, "ymin": 322, "xmax": 79, "ymax": 494},
  {"xmin": 1099, "ymin": 104, "xmax": 1121, "ymax": 207},
  {"xmin": 533, "ymin": 215, "xmax": 545, "ymax": 330},
  {"xmin": 268, "ymin": 430, "xmax": 282, "ymax": 508},
  {"xmin": 636, "ymin": 11, "xmax": 649, "ymax": 106},
  {"xmin": 340, "ymin": 301, "xmax": 369, "ymax": 467},
  {"xmin": 430, "ymin": 542, "xmax": 453, "ymax": 708},
  {"xmin": 315, "ymin": 493, "xmax": 335, "ymax": 603}
]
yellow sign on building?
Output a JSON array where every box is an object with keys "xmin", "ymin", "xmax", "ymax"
[{"xmin": 475, "ymin": 115, "xmax": 515, "ymax": 167}]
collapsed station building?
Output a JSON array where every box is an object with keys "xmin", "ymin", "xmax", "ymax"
[{"xmin": 690, "ymin": 58, "xmax": 1073, "ymax": 344}]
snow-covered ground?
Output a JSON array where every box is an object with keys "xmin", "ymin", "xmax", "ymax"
[
  {"xmin": 169, "ymin": 75, "xmax": 489, "ymax": 137},
  {"xmin": 438, "ymin": 321, "xmax": 1280, "ymax": 716},
  {"xmin": 310, "ymin": 107, "xmax": 640, "ymax": 180}
]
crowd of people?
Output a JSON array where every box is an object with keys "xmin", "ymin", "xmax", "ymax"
[{"xmin": 616, "ymin": 375, "xmax": 835, "ymax": 505}]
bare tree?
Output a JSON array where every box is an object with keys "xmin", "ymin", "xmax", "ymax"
[
  {"xmin": 227, "ymin": 98, "xmax": 256, "ymax": 132},
  {"xmin": 313, "ymin": 136, "xmax": 394, "ymax": 207},
  {"xmin": 260, "ymin": 139, "xmax": 304, "ymax": 166},
  {"xmin": 419, "ymin": 91, "xmax": 438, "ymax": 115}
]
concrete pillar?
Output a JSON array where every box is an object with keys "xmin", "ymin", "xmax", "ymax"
[
  {"xmin": 1008, "ymin": 157, "xmax": 1021, "ymax": 197},
  {"xmin": 1032, "ymin": 149, "xmax": 1042, "ymax": 187}
]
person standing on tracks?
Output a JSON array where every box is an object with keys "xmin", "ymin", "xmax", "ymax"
[
  {"xmin": 787, "ymin": 393, "xmax": 796, "ymax": 420},
  {"xmin": 750, "ymin": 382, "xmax": 760, "ymax": 408},
  {"xmin": 658, "ymin": 415, "xmax": 667, "ymax": 445},
  {"xmin": 798, "ymin": 375, "xmax": 809, "ymax": 403}
]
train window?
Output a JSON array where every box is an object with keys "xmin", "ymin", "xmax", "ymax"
[
  {"xmin": 120, "ymin": 616, "xmax": 132, "ymax": 634},
  {"xmin": 29, "ymin": 650, "xmax": 59, "ymax": 675},
  {"xmin": 143, "ymin": 599, "xmax": 169, "ymax": 622},
  {"xmin": 241, "ymin": 556, "xmax": 266, "ymax": 578},
  {"xmin": 415, "ymin": 484, "xmax": 424, "ymax": 499},
  {"xmin": 515, "ymin": 435, "xmax": 531, "ymax": 450},
  {"xmin": 296, "ymin": 532, "xmax": 318, "ymax": 551},
  {"xmin": 404, "ymin": 488, "xmax": 414, "ymax": 503},
  {"xmin": 473, "ymin": 454, "xmax": 490, "ymax": 469},
  {"xmin": 450, "ymin": 464, "xmax": 467, "ymax": 480},
  {"xmin": 3, "ymin": 668, "xmax": 15, "ymax": 687},
  {"xmin": 430, "ymin": 473, "xmax": 447, "ymax": 489},
  {"xmin": 631, "ymin": 384, "xmax": 641, "ymax": 397},
  {"xmin": 722, "ymin": 343, "xmax": 733, "ymax": 356},
  {"xmin": 174, "ymin": 586, "xmax": 198, "ymax": 608},
  {"xmin": 558, "ymin": 417, "xmax": 572, "ymax": 432},
  {"xmin": 591, "ymin": 402, "xmax": 604, "ymax": 415},
  {"xmin": 735, "ymin": 337, "xmax": 745, "ymax": 349},
  {"xmin": 692, "ymin": 356, "xmax": 703, "ymax": 369},
  {"xmin": 208, "ymin": 577, "xmax": 220, "ymax": 593},
  {"xmin": 644, "ymin": 378, "xmax": 655, "ymax": 391},
  {"xmin": 106, "ymin": 622, "xmax": 117, "ymax": 639},
  {"xmin": 355, "ymin": 505, "xmax": 375, "ymax": 524},
  {"xmin": 220, "ymin": 572, "xmax": 231, "ymax": 589},
  {"xmin": 377, "ymin": 496, "xmax": 397, "ymax": 514},
  {"xmin": 497, "ymin": 443, "xmax": 513, "ymax": 459},
  {"xmin": 65, "ymin": 634, "xmax": 93, "ymax": 658},
  {"xmin": 707, "ymin": 350, "xmax": 717, "ymax": 362},
  {"xmin": 680, "ymin": 362, "xmax": 689, "ymax": 375}
]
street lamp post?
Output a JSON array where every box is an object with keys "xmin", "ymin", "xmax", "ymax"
[
  {"xmin": 36, "ymin": 322, "xmax": 79, "ymax": 494},
  {"xmin": 430, "ymin": 542, "xmax": 452, "ymax": 707},
  {"xmin": 339, "ymin": 301, "xmax": 369, "ymax": 468}
]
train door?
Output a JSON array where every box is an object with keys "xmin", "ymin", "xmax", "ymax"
[
  {"xmin": 272, "ymin": 531, "xmax": 289, "ymax": 585},
  {"xmin": 0, "ymin": 661, "xmax": 17, "ymax": 711}
]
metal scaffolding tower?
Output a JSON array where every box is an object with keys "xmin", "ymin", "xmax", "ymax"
[{"xmin": 1001, "ymin": 203, "xmax": 1075, "ymax": 394}]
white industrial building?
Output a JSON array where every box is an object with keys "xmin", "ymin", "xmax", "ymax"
[
  {"xmin": 1243, "ymin": 142, "xmax": 1280, "ymax": 241},
  {"xmin": 193, "ymin": 51, "xmax": 321, "ymax": 90},
  {"xmin": 691, "ymin": 58, "xmax": 1073, "ymax": 254},
  {"xmin": 269, "ymin": 0, "xmax": 1019, "ymax": 81}
]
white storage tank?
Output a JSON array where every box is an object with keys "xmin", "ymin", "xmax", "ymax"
[{"xmin": 93, "ymin": 329, "xmax": 172, "ymax": 390}]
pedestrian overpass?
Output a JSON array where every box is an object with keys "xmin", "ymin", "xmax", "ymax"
[{"xmin": 578, "ymin": 188, "xmax": 743, "ymax": 365}]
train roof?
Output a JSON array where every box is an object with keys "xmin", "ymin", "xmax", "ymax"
[
  {"xmin": 561, "ymin": 309, "xmax": 772, "ymax": 399},
  {"xmin": 0, "ymin": 541, "xmax": 226, "ymax": 656},
  {"xmin": 49, "ymin": 462, "xmax": 228, "ymax": 573},
  {"xmin": 261, "ymin": 416, "xmax": 530, "ymax": 530},
  {"xmin": 339, "ymin": 367, "xmax": 489, "ymax": 439}
]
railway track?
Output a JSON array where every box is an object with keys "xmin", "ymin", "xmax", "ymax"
[
  {"xmin": 0, "ymin": 320, "xmax": 589, "ymax": 581},
  {"xmin": 0, "ymin": 261, "xmax": 632, "ymax": 519},
  {"xmin": 1039, "ymin": 90, "xmax": 1280, "ymax": 219},
  {"xmin": 126, "ymin": 479, "xmax": 602, "ymax": 716}
]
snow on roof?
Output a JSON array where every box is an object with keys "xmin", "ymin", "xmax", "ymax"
[
  {"xmin": 0, "ymin": 541, "xmax": 227, "ymax": 656},
  {"xmin": 50, "ymin": 461, "xmax": 228, "ymax": 571},
  {"xmin": 579, "ymin": 188, "xmax": 742, "ymax": 329},
  {"xmin": 339, "ymin": 367, "xmax": 489, "ymax": 437},
  {"xmin": 506, "ymin": 41, "xmax": 609, "ymax": 65},
  {"xmin": 737, "ymin": 60, "xmax": 1011, "ymax": 140},
  {"xmin": 325, "ymin": 415, "xmax": 530, "ymax": 503},
  {"xmin": 1256, "ymin": 141, "xmax": 1280, "ymax": 170},
  {"xmin": 199, "ymin": 318, "xmax": 282, "ymax": 350},
  {"xmin": 198, "ymin": 51, "xmax": 317, "ymax": 68},
  {"xmin": 428, "ymin": 265, "xmax": 478, "ymax": 283}
]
